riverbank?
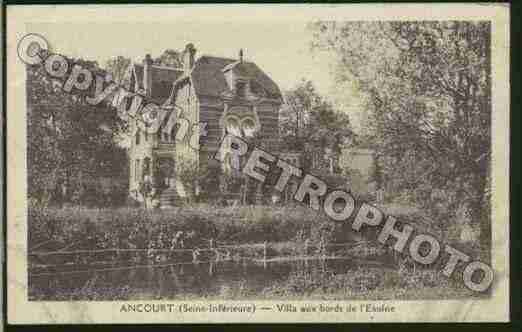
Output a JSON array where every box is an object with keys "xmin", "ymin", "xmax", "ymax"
[
  {"xmin": 29, "ymin": 204, "xmax": 330, "ymax": 252},
  {"xmin": 28, "ymin": 204, "xmax": 487, "ymax": 301},
  {"xmin": 29, "ymin": 261, "xmax": 480, "ymax": 301}
]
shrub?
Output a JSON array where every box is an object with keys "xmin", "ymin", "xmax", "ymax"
[{"xmin": 27, "ymin": 204, "xmax": 329, "ymax": 254}]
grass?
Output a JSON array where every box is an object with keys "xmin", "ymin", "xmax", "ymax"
[
  {"xmin": 29, "ymin": 204, "xmax": 330, "ymax": 251},
  {"xmin": 262, "ymin": 266, "xmax": 483, "ymax": 300},
  {"xmin": 28, "ymin": 203, "xmax": 489, "ymax": 301},
  {"xmin": 29, "ymin": 264, "xmax": 480, "ymax": 301}
]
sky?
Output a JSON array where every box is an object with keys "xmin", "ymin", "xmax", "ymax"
[{"xmin": 29, "ymin": 20, "xmax": 365, "ymax": 130}]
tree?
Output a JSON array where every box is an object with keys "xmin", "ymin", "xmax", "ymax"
[
  {"xmin": 105, "ymin": 56, "xmax": 131, "ymax": 84},
  {"xmin": 26, "ymin": 60, "xmax": 128, "ymax": 206},
  {"xmin": 280, "ymin": 80, "xmax": 353, "ymax": 171},
  {"xmin": 280, "ymin": 80, "xmax": 314, "ymax": 147},
  {"xmin": 153, "ymin": 49, "xmax": 183, "ymax": 68},
  {"xmin": 311, "ymin": 21, "xmax": 491, "ymax": 247}
]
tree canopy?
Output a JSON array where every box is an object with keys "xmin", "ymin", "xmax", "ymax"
[
  {"xmin": 153, "ymin": 49, "xmax": 183, "ymax": 68},
  {"xmin": 105, "ymin": 56, "xmax": 131, "ymax": 84},
  {"xmin": 310, "ymin": 21, "xmax": 491, "ymax": 244},
  {"xmin": 27, "ymin": 60, "xmax": 128, "ymax": 205},
  {"xmin": 280, "ymin": 79, "xmax": 353, "ymax": 173}
]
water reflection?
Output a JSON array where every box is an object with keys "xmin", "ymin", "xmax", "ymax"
[{"xmin": 29, "ymin": 257, "xmax": 392, "ymax": 300}]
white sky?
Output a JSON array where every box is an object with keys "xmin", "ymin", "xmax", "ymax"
[{"xmin": 30, "ymin": 21, "xmax": 365, "ymax": 130}]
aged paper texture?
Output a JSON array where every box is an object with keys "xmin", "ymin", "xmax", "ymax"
[{"xmin": 6, "ymin": 3, "xmax": 509, "ymax": 323}]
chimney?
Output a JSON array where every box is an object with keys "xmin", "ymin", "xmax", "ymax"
[
  {"xmin": 239, "ymin": 49, "xmax": 243, "ymax": 63},
  {"xmin": 143, "ymin": 54, "xmax": 153, "ymax": 97},
  {"xmin": 183, "ymin": 43, "xmax": 197, "ymax": 74}
]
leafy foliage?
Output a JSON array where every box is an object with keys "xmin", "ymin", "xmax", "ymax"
[
  {"xmin": 26, "ymin": 62, "xmax": 128, "ymax": 206},
  {"xmin": 280, "ymin": 79, "xmax": 353, "ymax": 171},
  {"xmin": 311, "ymin": 22, "xmax": 491, "ymax": 246},
  {"xmin": 153, "ymin": 49, "xmax": 184, "ymax": 68},
  {"xmin": 105, "ymin": 56, "xmax": 131, "ymax": 84}
]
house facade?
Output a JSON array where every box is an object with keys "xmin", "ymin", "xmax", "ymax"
[{"xmin": 124, "ymin": 44, "xmax": 283, "ymax": 207}]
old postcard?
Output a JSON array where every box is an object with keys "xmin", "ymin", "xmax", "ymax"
[{"xmin": 6, "ymin": 3, "xmax": 510, "ymax": 323}]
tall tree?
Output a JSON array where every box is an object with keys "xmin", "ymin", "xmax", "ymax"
[
  {"xmin": 311, "ymin": 21, "xmax": 491, "ymax": 246},
  {"xmin": 280, "ymin": 80, "xmax": 353, "ymax": 172},
  {"xmin": 105, "ymin": 56, "xmax": 131, "ymax": 84},
  {"xmin": 27, "ymin": 60, "xmax": 128, "ymax": 205},
  {"xmin": 153, "ymin": 49, "xmax": 183, "ymax": 68}
]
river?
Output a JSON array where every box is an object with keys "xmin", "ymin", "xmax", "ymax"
[{"xmin": 29, "ymin": 257, "xmax": 393, "ymax": 300}]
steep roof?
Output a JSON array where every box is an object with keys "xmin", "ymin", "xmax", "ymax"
[
  {"xmin": 132, "ymin": 63, "xmax": 183, "ymax": 103},
  {"xmin": 190, "ymin": 55, "xmax": 282, "ymax": 100},
  {"xmin": 130, "ymin": 54, "xmax": 282, "ymax": 105}
]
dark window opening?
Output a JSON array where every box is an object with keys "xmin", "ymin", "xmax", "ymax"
[
  {"xmin": 143, "ymin": 157, "xmax": 151, "ymax": 176},
  {"xmin": 236, "ymin": 81, "xmax": 247, "ymax": 97},
  {"xmin": 171, "ymin": 123, "xmax": 180, "ymax": 142},
  {"xmin": 135, "ymin": 131, "xmax": 140, "ymax": 145}
]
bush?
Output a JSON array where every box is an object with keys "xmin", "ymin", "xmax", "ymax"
[{"xmin": 28, "ymin": 204, "xmax": 330, "ymax": 253}]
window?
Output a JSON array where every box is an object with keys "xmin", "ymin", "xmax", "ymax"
[
  {"xmin": 135, "ymin": 159, "xmax": 140, "ymax": 182},
  {"xmin": 170, "ymin": 125, "xmax": 177, "ymax": 142},
  {"xmin": 236, "ymin": 81, "xmax": 246, "ymax": 97},
  {"xmin": 241, "ymin": 118, "xmax": 256, "ymax": 137},
  {"xmin": 143, "ymin": 157, "xmax": 151, "ymax": 176},
  {"xmin": 224, "ymin": 116, "xmax": 258, "ymax": 138},
  {"xmin": 249, "ymin": 80, "xmax": 266, "ymax": 98},
  {"xmin": 225, "ymin": 117, "xmax": 241, "ymax": 137},
  {"xmin": 221, "ymin": 134, "xmax": 247, "ymax": 175},
  {"xmin": 135, "ymin": 131, "xmax": 140, "ymax": 145}
]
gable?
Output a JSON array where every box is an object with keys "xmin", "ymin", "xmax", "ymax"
[{"xmin": 129, "ymin": 63, "xmax": 183, "ymax": 104}]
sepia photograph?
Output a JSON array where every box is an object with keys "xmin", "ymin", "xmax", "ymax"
[{"xmin": 6, "ymin": 3, "xmax": 510, "ymax": 323}]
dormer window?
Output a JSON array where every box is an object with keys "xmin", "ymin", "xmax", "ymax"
[
  {"xmin": 249, "ymin": 80, "xmax": 266, "ymax": 98},
  {"xmin": 236, "ymin": 80, "xmax": 247, "ymax": 97}
]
